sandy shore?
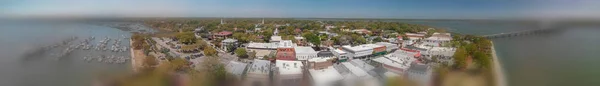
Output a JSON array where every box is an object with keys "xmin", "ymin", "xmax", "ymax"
[{"xmin": 491, "ymin": 42, "xmax": 507, "ymax": 86}]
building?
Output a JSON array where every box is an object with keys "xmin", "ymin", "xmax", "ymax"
[
  {"xmin": 245, "ymin": 60, "xmax": 272, "ymax": 86},
  {"xmin": 213, "ymin": 31, "xmax": 233, "ymax": 39},
  {"xmin": 335, "ymin": 61, "xmax": 381, "ymax": 86},
  {"xmin": 371, "ymin": 50, "xmax": 418, "ymax": 74},
  {"xmin": 375, "ymin": 42, "xmax": 398, "ymax": 52},
  {"xmin": 341, "ymin": 44, "xmax": 385, "ymax": 58},
  {"xmin": 424, "ymin": 33, "xmax": 452, "ymax": 47},
  {"xmin": 405, "ymin": 33, "xmax": 426, "ymax": 40},
  {"xmin": 331, "ymin": 48, "xmax": 350, "ymax": 62},
  {"xmin": 294, "ymin": 47, "xmax": 317, "ymax": 61},
  {"xmin": 307, "ymin": 57, "xmax": 334, "ymax": 70},
  {"xmin": 406, "ymin": 63, "xmax": 432, "ymax": 86},
  {"xmin": 422, "ymin": 47, "xmax": 456, "ymax": 64},
  {"xmin": 246, "ymin": 42, "xmax": 278, "ymax": 58},
  {"xmin": 270, "ymin": 36, "xmax": 283, "ymax": 42},
  {"xmin": 221, "ymin": 38, "xmax": 238, "ymax": 52},
  {"xmin": 226, "ymin": 61, "xmax": 248, "ymax": 80},
  {"xmin": 276, "ymin": 40, "xmax": 296, "ymax": 60},
  {"xmin": 317, "ymin": 51, "xmax": 335, "ymax": 58},
  {"xmin": 274, "ymin": 60, "xmax": 304, "ymax": 86},
  {"xmin": 309, "ymin": 66, "xmax": 344, "ymax": 86},
  {"xmin": 351, "ymin": 29, "xmax": 371, "ymax": 34}
]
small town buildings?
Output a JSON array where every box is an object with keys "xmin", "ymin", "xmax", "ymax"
[
  {"xmin": 276, "ymin": 40, "xmax": 296, "ymax": 60},
  {"xmin": 422, "ymin": 47, "xmax": 456, "ymax": 64},
  {"xmin": 352, "ymin": 29, "xmax": 371, "ymax": 34},
  {"xmin": 294, "ymin": 47, "xmax": 318, "ymax": 61},
  {"xmin": 406, "ymin": 63, "xmax": 433, "ymax": 86},
  {"xmin": 226, "ymin": 61, "xmax": 248, "ymax": 80},
  {"xmin": 213, "ymin": 31, "xmax": 233, "ymax": 39},
  {"xmin": 372, "ymin": 50, "xmax": 418, "ymax": 74},
  {"xmin": 221, "ymin": 38, "xmax": 238, "ymax": 52},
  {"xmin": 245, "ymin": 60, "xmax": 272, "ymax": 86},
  {"xmin": 274, "ymin": 60, "xmax": 304, "ymax": 86}
]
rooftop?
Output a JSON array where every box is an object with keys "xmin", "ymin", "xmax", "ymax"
[
  {"xmin": 278, "ymin": 40, "xmax": 295, "ymax": 48},
  {"xmin": 271, "ymin": 36, "xmax": 282, "ymax": 42},
  {"xmin": 349, "ymin": 60, "xmax": 375, "ymax": 71},
  {"xmin": 342, "ymin": 44, "xmax": 383, "ymax": 52},
  {"xmin": 215, "ymin": 31, "xmax": 233, "ymax": 36},
  {"xmin": 341, "ymin": 62, "xmax": 372, "ymax": 78},
  {"xmin": 247, "ymin": 42, "xmax": 278, "ymax": 49},
  {"xmin": 226, "ymin": 61, "xmax": 248, "ymax": 77},
  {"xmin": 248, "ymin": 59, "xmax": 271, "ymax": 74},
  {"xmin": 276, "ymin": 60, "xmax": 304, "ymax": 75},
  {"xmin": 408, "ymin": 63, "xmax": 430, "ymax": 73},
  {"xmin": 309, "ymin": 66, "xmax": 344, "ymax": 86},
  {"xmin": 222, "ymin": 38, "xmax": 238, "ymax": 43},
  {"xmin": 317, "ymin": 51, "xmax": 334, "ymax": 57},
  {"xmin": 295, "ymin": 47, "xmax": 317, "ymax": 54}
]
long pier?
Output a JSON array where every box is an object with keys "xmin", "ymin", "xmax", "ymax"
[{"xmin": 482, "ymin": 28, "xmax": 559, "ymax": 39}]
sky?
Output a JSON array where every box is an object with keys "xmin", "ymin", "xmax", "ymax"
[{"xmin": 2, "ymin": 0, "xmax": 600, "ymax": 19}]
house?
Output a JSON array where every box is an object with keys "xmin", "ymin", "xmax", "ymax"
[
  {"xmin": 422, "ymin": 47, "xmax": 456, "ymax": 64},
  {"xmin": 352, "ymin": 29, "xmax": 371, "ymax": 34},
  {"xmin": 221, "ymin": 38, "xmax": 238, "ymax": 52},
  {"xmin": 213, "ymin": 31, "xmax": 233, "ymax": 39},
  {"xmin": 406, "ymin": 63, "xmax": 432, "ymax": 86},
  {"xmin": 225, "ymin": 61, "xmax": 248, "ymax": 80},
  {"xmin": 245, "ymin": 60, "xmax": 272, "ymax": 86},
  {"xmin": 276, "ymin": 40, "xmax": 296, "ymax": 60},
  {"xmin": 274, "ymin": 60, "xmax": 304, "ymax": 86},
  {"xmin": 334, "ymin": 61, "xmax": 381, "ymax": 86},
  {"xmin": 294, "ymin": 36, "xmax": 306, "ymax": 46},
  {"xmin": 294, "ymin": 47, "xmax": 317, "ymax": 61},
  {"xmin": 423, "ymin": 33, "xmax": 452, "ymax": 47}
]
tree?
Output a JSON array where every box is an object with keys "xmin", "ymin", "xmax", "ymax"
[
  {"xmin": 303, "ymin": 32, "xmax": 321, "ymax": 47},
  {"xmin": 453, "ymin": 47, "xmax": 468, "ymax": 70},
  {"xmin": 248, "ymin": 51, "xmax": 257, "ymax": 59},
  {"xmin": 204, "ymin": 46, "xmax": 218, "ymax": 57},
  {"xmin": 201, "ymin": 56, "xmax": 228, "ymax": 85},
  {"xmin": 142, "ymin": 55, "xmax": 158, "ymax": 71},
  {"xmin": 176, "ymin": 32, "xmax": 197, "ymax": 44},
  {"xmin": 373, "ymin": 37, "xmax": 384, "ymax": 42},
  {"xmin": 234, "ymin": 48, "xmax": 248, "ymax": 58}
]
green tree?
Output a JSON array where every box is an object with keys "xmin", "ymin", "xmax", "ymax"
[
  {"xmin": 453, "ymin": 47, "xmax": 468, "ymax": 70},
  {"xmin": 176, "ymin": 32, "xmax": 197, "ymax": 44},
  {"xmin": 303, "ymin": 32, "xmax": 321, "ymax": 47},
  {"xmin": 234, "ymin": 48, "xmax": 248, "ymax": 58}
]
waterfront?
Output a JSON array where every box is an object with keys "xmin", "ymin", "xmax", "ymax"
[
  {"xmin": 401, "ymin": 20, "xmax": 600, "ymax": 86},
  {"xmin": 0, "ymin": 21, "xmax": 151, "ymax": 86}
]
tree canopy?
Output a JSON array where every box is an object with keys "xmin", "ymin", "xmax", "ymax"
[{"xmin": 175, "ymin": 32, "xmax": 197, "ymax": 45}]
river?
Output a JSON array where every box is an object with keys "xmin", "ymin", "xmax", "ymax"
[
  {"xmin": 400, "ymin": 20, "xmax": 600, "ymax": 86},
  {"xmin": 0, "ymin": 21, "xmax": 152, "ymax": 86}
]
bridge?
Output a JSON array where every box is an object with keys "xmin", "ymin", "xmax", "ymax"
[{"xmin": 482, "ymin": 20, "xmax": 564, "ymax": 39}]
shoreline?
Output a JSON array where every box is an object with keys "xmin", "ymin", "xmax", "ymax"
[{"xmin": 491, "ymin": 42, "xmax": 507, "ymax": 86}]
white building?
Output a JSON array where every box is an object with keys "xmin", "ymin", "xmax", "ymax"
[
  {"xmin": 309, "ymin": 66, "xmax": 344, "ymax": 86},
  {"xmin": 270, "ymin": 36, "xmax": 283, "ymax": 42},
  {"xmin": 294, "ymin": 47, "xmax": 318, "ymax": 60},
  {"xmin": 405, "ymin": 33, "xmax": 426, "ymax": 40},
  {"xmin": 375, "ymin": 42, "xmax": 398, "ymax": 52},
  {"xmin": 372, "ymin": 50, "xmax": 418, "ymax": 74},
  {"xmin": 406, "ymin": 63, "xmax": 432, "ymax": 86},
  {"xmin": 424, "ymin": 33, "xmax": 452, "ymax": 47},
  {"xmin": 246, "ymin": 42, "xmax": 278, "ymax": 58},
  {"xmin": 341, "ymin": 44, "xmax": 384, "ymax": 58},
  {"xmin": 275, "ymin": 60, "xmax": 304, "ymax": 86}
]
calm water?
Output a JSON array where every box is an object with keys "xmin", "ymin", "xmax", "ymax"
[
  {"xmin": 401, "ymin": 20, "xmax": 600, "ymax": 86},
  {"xmin": 0, "ymin": 21, "xmax": 140, "ymax": 86}
]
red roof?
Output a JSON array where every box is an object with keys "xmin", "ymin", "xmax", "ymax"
[{"xmin": 214, "ymin": 31, "xmax": 233, "ymax": 36}]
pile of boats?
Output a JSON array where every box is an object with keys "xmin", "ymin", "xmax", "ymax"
[{"xmin": 26, "ymin": 35, "xmax": 133, "ymax": 64}]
